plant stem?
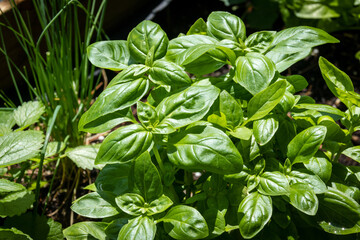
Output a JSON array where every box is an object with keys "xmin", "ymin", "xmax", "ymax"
[
  {"xmin": 153, "ymin": 146, "xmax": 165, "ymax": 173},
  {"xmin": 34, "ymin": 105, "xmax": 61, "ymax": 214}
]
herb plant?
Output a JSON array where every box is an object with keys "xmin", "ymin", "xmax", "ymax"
[{"xmin": 65, "ymin": 11, "xmax": 360, "ymax": 239}]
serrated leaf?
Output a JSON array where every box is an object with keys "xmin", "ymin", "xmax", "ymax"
[
  {"xmin": 13, "ymin": 101, "xmax": 45, "ymax": 128},
  {"xmin": 0, "ymin": 131, "xmax": 44, "ymax": 167},
  {"xmin": 0, "ymin": 189, "xmax": 35, "ymax": 217},
  {"xmin": 66, "ymin": 144, "xmax": 100, "ymax": 170},
  {"xmin": 45, "ymin": 141, "xmax": 65, "ymax": 158}
]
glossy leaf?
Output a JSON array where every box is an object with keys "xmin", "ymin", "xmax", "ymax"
[
  {"xmin": 202, "ymin": 209, "xmax": 226, "ymax": 238},
  {"xmin": 245, "ymin": 31, "xmax": 276, "ymax": 53},
  {"xmin": 95, "ymin": 162, "xmax": 131, "ymax": 196},
  {"xmin": 294, "ymin": 103, "xmax": 345, "ymax": 119},
  {"xmin": 285, "ymin": 75, "xmax": 308, "ymax": 93},
  {"xmin": 87, "ymin": 40, "xmax": 132, "ymax": 70},
  {"xmin": 287, "ymin": 126, "xmax": 327, "ymax": 164},
  {"xmin": 168, "ymin": 124, "xmax": 243, "ymax": 174},
  {"xmin": 319, "ymin": 57, "xmax": 354, "ymax": 98},
  {"xmin": 127, "ymin": 20, "xmax": 168, "ymax": 63},
  {"xmin": 266, "ymin": 49, "xmax": 312, "ymax": 73},
  {"xmin": 187, "ymin": 18, "xmax": 207, "ymax": 35},
  {"xmin": 269, "ymin": 26, "xmax": 339, "ymax": 54},
  {"xmin": 289, "ymin": 183, "xmax": 318, "ymax": 216},
  {"xmin": 63, "ymin": 222, "xmax": 107, "ymax": 240},
  {"xmin": 219, "ymin": 90, "xmax": 243, "ymax": 129},
  {"xmin": 0, "ymin": 228, "xmax": 33, "ymax": 240},
  {"xmin": 116, "ymin": 193, "xmax": 146, "ymax": 216},
  {"xmin": 288, "ymin": 169, "xmax": 327, "ymax": 194},
  {"xmin": 132, "ymin": 151, "xmax": 162, "ymax": 202},
  {"xmin": 149, "ymin": 60, "xmax": 192, "ymax": 87},
  {"xmin": 257, "ymin": 171, "xmax": 290, "ymax": 196},
  {"xmin": 343, "ymin": 146, "xmax": 360, "ymax": 164},
  {"xmin": 161, "ymin": 205, "xmax": 209, "ymax": 240},
  {"xmin": 0, "ymin": 131, "xmax": 44, "ymax": 167},
  {"xmin": 117, "ymin": 216, "xmax": 156, "ymax": 240},
  {"xmin": 95, "ymin": 124, "xmax": 153, "ymax": 164},
  {"xmin": 137, "ymin": 101, "xmax": 158, "ymax": 129},
  {"xmin": 13, "ymin": 101, "xmax": 45, "ymax": 128},
  {"xmin": 207, "ymin": 11, "xmax": 246, "ymax": 42},
  {"xmin": 71, "ymin": 192, "xmax": 119, "ymax": 218},
  {"xmin": 304, "ymin": 156, "xmax": 332, "ymax": 183},
  {"xmin": 234, "ymin": 52, "xmax": 276, "ymax": 95},
  {"xmin": 154, "ymin": 83, "xmax": 220, "ymax": 134},
  {"xmin": 66, "ymin": 144, "xmax": 100, "ymax": 170},
  {"xmin": 253, "ymin": 115, "xmax": 279, "ymax": 146},
  {"xmin": 147, "ymin": 194, "xmax": 173, "ymax": 216},
  {"xmin": 247, "ymin": 80, "xmax": 287, "ymax": 122},
  {"xmin": 78, "ymin": 78, "xmax": 149, "ymax": 133},
  {"xmin": 238, "ymin": 192, "xmax": 272, "ymax": 239}
]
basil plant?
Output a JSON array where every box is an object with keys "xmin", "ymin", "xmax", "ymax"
[{"xmin": 64, "ymin": 11, "xmax": 360, "ymax": 239}]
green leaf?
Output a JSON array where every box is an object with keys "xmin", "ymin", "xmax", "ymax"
[
  {"xmin": 234, "ymin": 52, "xmax": 276, "ymax": 95},
  {"xmin": 285, "ymin": 75, "xmax": 308, "ymax": 93},
  {"xmin": 117, "ymin": 216, "xmax": 156, "ymax": 240},
  {"xmin": 168, "ymin": 124, "xmax": 243, "ymax": 174},
  {"xmin": 137, "ymin": 101, "xmax": 158, "ymax": 129},
  {"xmin": 230, "ymin": 126, "xmax": 252, "ymax": 140},
  {"xmin": 87, "ymin": 40, "xmax": 132, "ymax": 70},
  {"xmin": 289, "ymin": 183, "xmax": 318, "ymax": 216},
  {"xmin": 161, "ymin": 205, "xmax": 209, "ymax": 240},
  {"xmin": 287, "ymin": 126, "xmax": 327, "ymax": 164},
  {"xmin": 245, "ymin": 31, "xmax": 276, "ymax": 53},
  {"xmin": 238, "ymin": 192, "xmax": 272, "ymax": 239},
  {"xmin": 116, "ymin": 193, "xmax": 146, "ymax": 216},
  {"xmin": 219, "ymin": 90, "xmax": 243, "ymax": 129},
  {"xmin": 294, "ymin": 104, "xmax": 345, "ymax": 119},
  {"xmin": 149, "ymin": 60, "xmax": 192, "ymax": 87},
  {"xmin": 253, "ymin": 115, "xmax": 279, "ymax": 146},
  {"xmin": 288, "ymin": 169, "xmax": 327, "ymax": 194},
  {"xmin": 13, "ymin": 101, "xmax": 45, "ymax": 128},
  {"xmin": 202, "ymin": 209, "xmax": 226, "ymax": 238},
  {"xmin": 95, "ymin": 124, "xmax": 153, "ymax": 165},
  {"xmin": 257, "ymin": 171, "xmax": 290, "ymax": 196},
  {"xmin": 154, "ymin": 83, "xmax": 220, "ymax": 134},
  {"xmin": 127, "ymin": 20, "xmax": 168, "ymax": 63},
  {"xmin": 71, "ymin": 192, "xmax": 119, "ymax": 218},
  {"xmin": 146, "ymin": 194, "xmax": 173, "ymax": 216},
  {"xmin": 63, "ymin": 222, "xmax": 108, "ymax": 240},
  {"xmin": 187, "ymin": 18, "xmax": 207, "ymax": 35},
  {"xmin": 66, "ymin": 145, "xmax": 100, "ymax": 170},
  {"xmin": 78, "ymin": 77, "xmax": 148, "ymax": 133},
  {"xmin": 207, "ymin": 11, "xmax": 246, "ymax": 42},
  {"xmin": 269, "ymin": 26, "xmax": 339, "ymax": 54},
  {"xmin": 247, "ymin": 80, "xmax": 287, "ymax": 122},
  {"xmin": 0, "ymin": 188, "xmax": 35, "ymax": 217},
  {"xmin": 265, "ymin": 49, "xmax": 312, "ymax": 73},
  {"xmin": 0, "ymin": 131, "xmax": 44, "ymax": 167},
  {"xmin": 0, "ymin": 228, "xmax": 33, "ymax": 240},
  {"xmin": 343, "ymin": 146, "xmax": 360, "ymax": 164},
  {"xmin": 304, "ymin": 155, "xmax": 332, "ymax": 183},
  {"xmin": 95, "ymin": 162, "xmax": 131, "ymax": 196},
  {"xmin": 45, "ymin": 141, "xmax": 65, "ymax": 158},
  {"xmin": 131, "ymin": 151, "xmax": 162, "ymax": 202},
  {"xmin": 46, "ymin": 218, "xmax": 64, "ymax": 240}
]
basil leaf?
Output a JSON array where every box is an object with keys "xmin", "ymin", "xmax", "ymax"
[
  {"xmin": 147, "ymin": 194, "xmax": 173, "ymax": 216},
  {"xmin": 253, "ymin": 115, "xmax": 279, "ymax": 146},
  {"xmin": 187, "ymin": 18, "xmax": 207, "ymax": 35},
  {"xmin": 63, "ymin": 222, "xmax": 107, "ymax": 240},
  {"xmin": 115, "ymin": 193, "xmax": 146, "ymax": 216},
  {"xmin": 294, "ymin": 103, "xmax": 345, "ymax": 119},
  {"xmin": 95, "ymin": 162, "xmax": 131, "ymax": 196},
  {"xmin": 78, "ymin": 78, "xmax": 149, "ymax": 133},
  {"xmin": 207, "ymin": 11, "xmax": 246, "ymax": 42},
  {"xmin": 234, "ymin": 52, "xmax": 276, "ymax": 95},
  {"xmin": 95, "ymin": 124, "xmax": 153, "ymax": 165},
  {"xmin": 285, "ymin": 75, "xmax": 308, "ymax": 93},
  {"xmin": 219, "ymin": 90, "xmax": 243, "ymax": 129},
  {"xmin": 71, "ymin": 192, "xmax": 119, "ymax": 218},
  {"xmin": 247, "ymin": 80, "xmax": 287, "ymax": 122},
  {"xmin": 257, "ymin": 171, "xmax": 290, "ymax": 196},
  {"xmin": 0, "ymin": 228, "xmax": 33, "ymax": 240},
  {"xmin": 131, "ymin": 151, "xmax": 162, "ymax": 202},
  {"xmin": 245, "ymin": 31, "xmax": 276, "ymax": 53},
  {"xmin": 161, "ymin": 205, "xmax": 209, "ymax": 240},
  {"xmin": 202, "ymin": 209, "xmax": 226, "ymax": 238},
  {"xmin": 238, "ymin": 192, "xmax": 272, "ymax": 239},
  {"xmin": 269, "ymin": 26, "xmax": 339, "ymax": 54},
  {"xmin": 168, "ymin": 124, "xmax": 243, "ymax": 174},
  {"xmin": 149, "ymin": 60, "xmax": 192, "ymax": 87},
  {"xmin": 87, "ymin": 40, "xmax": 132, "ymax": 70},
  {"xmin": 66, "ymin": 144, "xmax": 100, "ymax": 170},
  {"xmin": 0, "ymin": 131, "xmax": 44, "ymax": 167},
  {"xmin": 289, "ymin": 183, "xmax": 318, "ymax": 216},
  {"xmin": 319, "ymin": 57, "xmax": 354, "ymax": 98},
  {"xmin": 154, "ymin": 84, "xmax": 220, "ymax": 134},
  {"xmin": 118, "ymin": 216, "xmax": 156, "ymax": 240},
  {"xmin": 127, "ymin": 20, "xmax": 168, "ymax": 63},
  {"xmin": 287, "ymin": 126, "xmax": 327, "ymax": 165},
  {"xmin": 288, "ymin": 169, "xmax": 327, "ymax": 194},
  {"xmin": 266, "ymin": 49, "xmax": 312, "ymax": 73},
  {"xmin": 13, "ymin": 101, "xmax": 45, "ymax": 128},
  {"xmin": 137, "ymin": 101, "xmax": 158, "ymax": 129},
  {"xmin": 304, "ymin": 155, "xmax": 332, "ymax": 183},
  {"xmin": 343, "ymin": 146, "xmax": 360, "ymax": 164}
]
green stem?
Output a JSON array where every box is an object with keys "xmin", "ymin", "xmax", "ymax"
[
  {"xmin": 153, "ymin": 147, "xmax": 165, "ymax": 173},
  {"xmin": 34, "ymin": 105, "xmax": 61, "ymax": 214}
]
